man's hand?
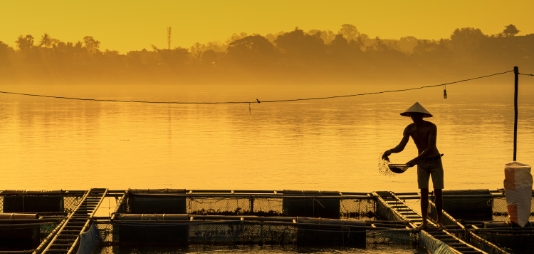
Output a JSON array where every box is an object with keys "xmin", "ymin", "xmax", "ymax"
[
  {"xmin": 406, "ymin": 158, "xmax": 418, "ymax": 167},
  {"xmin": 382, "ymin": 150, "xmax": 392, "ymax": 160}
]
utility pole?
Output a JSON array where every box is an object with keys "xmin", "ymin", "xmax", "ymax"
[
  {"xmin": 167, "ymin": 27, "xmax": 171, "ymax": 50},
  {"xmin": 513, "ymin": 66, "xmax": 519, "ymax": 161}
]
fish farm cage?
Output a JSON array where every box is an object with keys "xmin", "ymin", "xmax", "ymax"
[{"xmin": 0, "ymin": 188, "xmax": 532, "ymax": 254}]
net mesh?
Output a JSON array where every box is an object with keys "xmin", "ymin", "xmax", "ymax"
[
  {"xmin": 474, "ymin": 229, "xmax": 534, "ymax": 254},
  {"xmin": 0, "ymin": 191, "xmax": 85, "ymax": 213},
  {"xmin": 95, "ymin": 220, "xmax": 415, "ymax": 247},
  {"xmin": 469, "ymin": 231, "xmax": 511, "ymax": 254},
  {"xmin": 116, "ymin": 194, "xmax": 378, "ymax": 220}
]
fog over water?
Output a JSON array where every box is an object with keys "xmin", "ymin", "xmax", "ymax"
[{"xmin": 1, "ymin": 76, "xmax": 533, "ymax": 192}]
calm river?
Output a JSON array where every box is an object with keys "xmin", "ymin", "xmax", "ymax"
[{"xmin": 1, "ymin": 79, "xmax": 533, "ymax": 193}]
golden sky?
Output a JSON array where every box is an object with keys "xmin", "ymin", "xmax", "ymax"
[{"xmin": 2, "ymin": 0, "xmax": 533, "ymax": 53}]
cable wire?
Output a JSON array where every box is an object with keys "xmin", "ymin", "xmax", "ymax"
[
  {"xmin": 519, "ymin": 73, "xmax": 534, "ymax": 76},
  {"xmin": 262, "ymin": 70, "xmax": 514, "ymax": 103},
  {"xmin": 0, "ymin": 90, "xmax": 249, "ymax": 104},
  {"xmin": 0, "ymin": 70, "xmax": 514, "ymax": 105}
]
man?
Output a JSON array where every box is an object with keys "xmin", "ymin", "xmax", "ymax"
[{"xmin": 382, "ymin": 102, "xmax": 444, "ymax": 231}]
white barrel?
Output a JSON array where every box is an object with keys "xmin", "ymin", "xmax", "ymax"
[{"xmin": 504, "ymin": 161, "xmax": 532, "ymax": 227}]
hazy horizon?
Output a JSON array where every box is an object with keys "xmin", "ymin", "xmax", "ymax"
[
  {"xmin": 2, "ymin": 1, "xmax": 532, "ymax": 88},
  {"xmin": 2, "ymin": 1, "xmax": 534, "ymax": 53}
]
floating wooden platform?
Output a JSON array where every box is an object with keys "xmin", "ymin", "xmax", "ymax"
[{"xmin": 0, "ymin": 188, "xmax": 532, "ymax": 254}]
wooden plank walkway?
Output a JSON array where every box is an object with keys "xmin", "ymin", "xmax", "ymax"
[
  {"xmin": 41, "ymin": 188, "xmax": 107, "ymax": 254},
  {"xmin": 374, "ymin": 191, "xmax": 486, "ymax": 254}
]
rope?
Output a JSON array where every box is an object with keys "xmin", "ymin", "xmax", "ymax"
[
  {"xmin": 0, "ymin": 70, "xmax": 514, "ymax": 105},
  {"xmin": 261, "ymin": 70, "xmax": 514, "ymax": 103},
  {"xmin": 0, "ymin": 90, "xmax": 250, "ymax": 104}
]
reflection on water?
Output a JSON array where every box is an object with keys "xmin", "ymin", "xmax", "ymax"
[{"xmin": 0, "ymin": 82, "xmax": 533, "ymax": 192}]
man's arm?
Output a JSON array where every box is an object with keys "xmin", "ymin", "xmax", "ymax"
[{"xmin": 382, "ymin": 125, "xmax": 411, "ymax": 159}]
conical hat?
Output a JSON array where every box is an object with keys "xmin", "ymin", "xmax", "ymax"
[{"xmin": 400, "ymin": 102, "xmax": 432, "ymax": 117}]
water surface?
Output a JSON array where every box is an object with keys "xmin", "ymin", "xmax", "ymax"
[{"xmin": 1, "ymin": 80, "xmax": 533, "ymax": 193}]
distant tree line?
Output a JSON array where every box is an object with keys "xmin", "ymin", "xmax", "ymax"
[{"xmin": 0, "ymin": 24, "xmax": 532, "ymax": 84}]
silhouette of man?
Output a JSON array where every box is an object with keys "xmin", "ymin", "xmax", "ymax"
[{"xmin": 382, "ymin": 102, "xmax": 444, "ymax": 231}]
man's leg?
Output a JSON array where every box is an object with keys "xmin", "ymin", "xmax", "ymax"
[
  {"xmin": 435, "ymin": 189, "xmax": 443, "ymax": 229},
  {"xmin": 416, "ymin": 188, "xmax": 429, "ymax": 230}
]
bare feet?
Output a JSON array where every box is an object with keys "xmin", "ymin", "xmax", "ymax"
[{"xmin": 414, "ymin": 222, "xmax": 427, "ymax": 231}]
